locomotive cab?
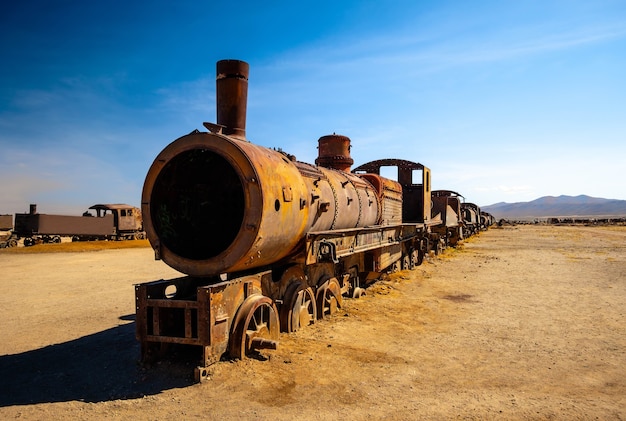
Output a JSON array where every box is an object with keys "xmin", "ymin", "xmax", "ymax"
[
  {"xmin": 353, "ymin": 159, "xmax": 432, "ymax": 224},
  {"xmin": 89, "ymin": 204, "xmax": 143, "ymax": 237}
]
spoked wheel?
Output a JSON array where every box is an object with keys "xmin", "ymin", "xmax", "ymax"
[
  {"xmin": 316, "ymin": 277, "xmax": 342, "ymax": 319},
  {"xmin": 280, "ymin": 281, "xmax": 316, "ymax": 333},
  {"xmin": 229, "ymin": 295, "xmax": 279, "ymax": 360}
]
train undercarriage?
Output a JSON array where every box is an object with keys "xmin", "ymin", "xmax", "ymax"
[{"xmin": 135, "ymin": 222, "xmax": 430, "ymax": 381}]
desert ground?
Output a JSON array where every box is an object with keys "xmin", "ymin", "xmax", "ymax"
[{"xmin": 0, "ymin": 224, "xmax": 624, "ymax": 420}]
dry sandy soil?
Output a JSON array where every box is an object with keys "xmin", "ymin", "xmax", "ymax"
[{"xmin": 0, "ymin": 224, "xmax": 624, "ymax": 420}]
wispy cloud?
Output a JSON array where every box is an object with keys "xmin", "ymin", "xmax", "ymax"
[{"xmin": 261, "ymin": 13, "xmax": 626, "ymax": 82}]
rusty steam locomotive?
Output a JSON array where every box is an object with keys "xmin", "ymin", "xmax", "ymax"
[
  {"xmin": 136, "ymin": 60, "xmax": 494, "ymax": 380},
  {"xmin": 0, "ymin": 204, "xmax": 145, "ymax": 247}
]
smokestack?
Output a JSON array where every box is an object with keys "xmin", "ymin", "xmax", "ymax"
[
  {"xmin": 30, "ymin": 204, "xmax": 37, "ymax": 214},
  {"xmin": 315, "ymin": 134, "xmax": 354, "ymax": 172},
  {"xmin": 215, "ymin": 59, "xmax": 249, "ymax": 140}
]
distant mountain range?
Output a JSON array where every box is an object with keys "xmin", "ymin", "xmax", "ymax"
[{"xmin": 481, "ymin": 195, "xmax": 626, "ymax": 220}]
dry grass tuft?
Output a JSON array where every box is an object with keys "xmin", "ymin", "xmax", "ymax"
[{"xmin": 0, "ymin": 239, "xmax": 151, "ymax": 254}]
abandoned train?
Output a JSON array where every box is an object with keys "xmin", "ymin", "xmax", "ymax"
[
  {"xmin": 136, "ymin": 60, "xmax": 494, "ymax": 380},
  {"xmin": 8, "ymin": 203, "xmax": 145, "ymax": 246}
]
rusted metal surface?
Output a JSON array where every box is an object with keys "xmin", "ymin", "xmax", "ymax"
[
  {"xmin": 358, "ymin": 173, "xmax": 402, "ymax": 225},
  {"xmin": 278, "ymin": 266, "xmax": 316, "ymax": 333},
  {"xmin": 214, "ymin": 59, "xmax": 249, "ymax": 140},
  {"xmin": 142, "ymin": 131, "xmax": 313, "ymax": 277},
  {"xmin": 141, "ymin": 129, "xmax": 387, "ymax": 277},
  {"xmin": 305, "ymin": 222, "xmax": 422, "ymax": 268},
  {"xmin": 314, "ymin": 166, "xmax": 379, "ymax": 230},
  {"xmin": 315, "ymin": 276, "xmax": 342, "ymax": 319},
  {"xmin": 134, "ymin": 59, "xmax": 494, "ymax": 377},
  {"xmin": 15, "ymin": 212, "xmax": 115, "ymax": 237},
  {"xmin": 142, "ymin": 132, "xmax": 379, "ymax": 277},
  {"xmin": 315, "ymin": 134, "xmax": 354, "ymax": 172},
  {"xmin": 480, "ymin": 211, "xmax": 496, "ymax": 229},
  {"xmin": 141, "ymin": 63, "xmax": 442, "ymax": 281},
  {"xmin": 431, "ymin": 190, "xmax": 464, "ymax": 246},
  {"xmin": 291, "ymin": 160, "xmax": 381, "ymax": 233},
  {"xmin": 228, "ymin": 294, "xmax": 279, "ymax": 360},
  {"xmin": 353, "ymin": 159, "xmax": 432, "ymax": 224},
  {"xmin": 135, "ymin": 271, "xmax": 271, "ymax": 372},
  {"xmin": 13, "ymin": 204, "xmax": 144, "ymax": 244},
  {"xmin": 89, "ymin": 204, "xmax": 143, "ymax": 235},
  {"xmin": 461, "ymin": 202, "xmax": 481, "ymax": 236},
  {"xmin": 0, "ymin": 214, "xmax": 12, "ymax": 231}
]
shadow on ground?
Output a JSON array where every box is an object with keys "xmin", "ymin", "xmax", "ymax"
[{"xmin": 0, "ymin": 315, "xmax": 197, "ymax": 406}]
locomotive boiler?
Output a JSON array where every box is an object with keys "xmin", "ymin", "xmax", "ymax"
[
  {"xmin": 142, "ymin": 61, "xmax": 385, "ymax": 278},
  {"xmin": 136, "ymin": 60, "xmax": 438, "ymax": 380}
]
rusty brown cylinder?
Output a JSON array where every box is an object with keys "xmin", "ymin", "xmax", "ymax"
[
  {"xmin": 142, "ymin": 131, "xmax": 312, "ymax": 277},
  {"xmin": 216, "ymin": 59, "xmax": 249, "ymax": 139},
  {"xmin": 316, "ymin": 167, "xmax": 379, "ymax": 229},
  {"xmin": 315, "ymin": 134, "xmax": 354, "ymax": 172}
]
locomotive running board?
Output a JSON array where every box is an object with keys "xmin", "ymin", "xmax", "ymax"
[{"xmin": 305, "ymin": 223, "xmax": 426, "ymax": 265}]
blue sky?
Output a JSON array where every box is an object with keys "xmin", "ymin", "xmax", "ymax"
[{"xmin": 1, "ymin": 0, "xmax": 625, "ymax": 215}]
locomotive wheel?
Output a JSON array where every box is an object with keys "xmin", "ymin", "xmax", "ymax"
[
  {"xmin": 24, "ymin": 237, "xmax": 34, "ymax": 247},
  {"xmin": 401, "ymin": 253, "xmax": 412, "ymax": 271},
  {"xmin": 8, "ymin": 239, "xmax": 17, "ymax": 248},
  {"xmin": 229, "ymin": 295, "xmax": 279, "ymax": 360},
  {"xmin": 316, "ymin": 277, "xmax": 342, "ymax": 319},
  {"xmin": 412, "ymin": 249, "xmax": 423, "ymax": 267},
  {"xmin": 346, "ymin": 268, "xmax": 365, "ymax": 299},
  {"xmin": 280, "ymin": 281, "xmax": 316, "ymax": 333}
]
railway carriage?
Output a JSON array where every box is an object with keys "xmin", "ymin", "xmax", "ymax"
[{"xmin": 13, "ymin": 203, "xmax": 144, "ymax": 246}]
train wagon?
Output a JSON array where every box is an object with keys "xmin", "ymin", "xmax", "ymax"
[
  {"xmin": 431, "ymin": 190, "xmax": 465, "ymax": 247},
  {"xmin": 14, "ymin": 203, "xmax": 144, "ymax": 246},
  {"xmin": 480, "ymin": 211, "xmax": 496, "ymax": 229},
  {"xmin": 0, "ymin": 214, "xmax": 18, "ymax": 248},
  {"xmin": 461, "ymin": 202, "xmax": 481, "ymax": 237},
  {"xmin": 0, "ymin": 214, "xmax": 12, "ymax": 231}
]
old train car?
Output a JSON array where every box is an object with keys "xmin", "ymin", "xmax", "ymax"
[
  {"xmin": 0, "ymin": 214, "xmax": 18, "ymax": 248},
  {"xmin": 0, "ymin": 214, "xmax": 12, "ymax": 231},
  {"xmin": 461, "ymin": 202, "xmax": 481, "ymax": 237},
  {"xmin": 135, "ymin": 60, "xmax": 489, "ymax": 380},
  {"xmin": 431, "ymin": 190, "xmax": 464, "ymax": 247},
  {"xmin": 14, "ymin": 203, "xmax": 144, "ymax": 246},
  {"xmin": 480, "ymin": 211, "xmax": 496, "ymax": 229}
]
